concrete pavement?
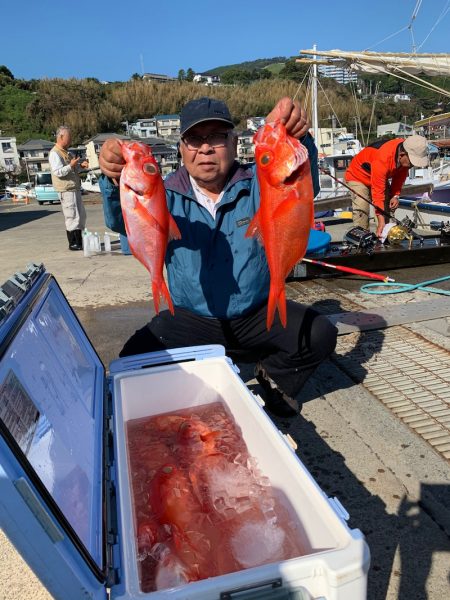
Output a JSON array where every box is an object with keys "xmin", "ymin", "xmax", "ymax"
[{"xmin": 0, "ymin": 196, "xmax": 449, "ymax": 599}]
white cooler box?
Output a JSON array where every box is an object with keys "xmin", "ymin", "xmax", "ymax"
[{"xmin": 0, "ymin": 264, "xmax": 369, "ymax": 600}]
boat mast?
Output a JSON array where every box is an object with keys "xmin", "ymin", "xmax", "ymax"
[{"xmin": 311, "ymin": 44, "xmax": 319, "ymax": 149}]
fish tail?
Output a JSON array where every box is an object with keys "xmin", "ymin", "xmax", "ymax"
[
  {"xmin": 267, "ymin": 284, "xmax": 287, "ymax": 330},
  {"xmin": 152, "ymin": 279, "xmax": 175, "ymax": 315}
]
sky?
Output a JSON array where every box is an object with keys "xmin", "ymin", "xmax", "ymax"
[{"xmin": 2, "ymin": 0, "xmax": 449, "ymax": 81}]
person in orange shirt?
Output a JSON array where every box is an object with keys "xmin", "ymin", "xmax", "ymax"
[{"xmin": 345, "ymin": 135, "xmax": 429, "ymax": 237}]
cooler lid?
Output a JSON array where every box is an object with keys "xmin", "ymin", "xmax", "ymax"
[{"xmin": 0, "ymin": 264, "xmax": 106, "ymax": 576}]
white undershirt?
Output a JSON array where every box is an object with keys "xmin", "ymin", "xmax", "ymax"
[{"xmin": 189, "ymin": 175, "xmax": 224, "ymax": 219}]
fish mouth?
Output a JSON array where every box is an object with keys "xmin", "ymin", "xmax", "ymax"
[
  {"xmin": 283, "ymin": 145, "xmax": 308, "ymax": 184},
  {"xmin": 284, "ymin": 164, "xmax": 302, "ymax": 185}
]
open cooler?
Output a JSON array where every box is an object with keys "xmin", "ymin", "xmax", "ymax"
[{"xmin": 0, "ymin": 264, "xmax": 370, "ymax": 600}]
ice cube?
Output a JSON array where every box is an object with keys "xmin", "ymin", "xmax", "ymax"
[{"xmin": 230, "ymin": 520, "xmax": 286, "ymax": 568}]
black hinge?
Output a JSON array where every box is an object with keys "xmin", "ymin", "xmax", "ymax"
[{"xmin": 104, "ymin": 385, "xmax": 120, "ymax": 587}]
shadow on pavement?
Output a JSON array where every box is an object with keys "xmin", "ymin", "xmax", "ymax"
[{"xmin": 0, "ymin": 209, "xmax": 58, "ymax": 232}]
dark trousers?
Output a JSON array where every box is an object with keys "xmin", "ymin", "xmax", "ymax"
[{"xmin": 120, "ymin": 300, "xmax": 337, "ymax": 402}]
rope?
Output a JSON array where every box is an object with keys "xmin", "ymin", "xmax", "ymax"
[
  {"xmin": 292, "ymin": 65, "xmax": 312, "ymax": 102},
  {"xmin": 417, "ymin": 0, "xmax": 450, "ymax": 51},
  {"xmin": 316, "ymin": 77, "xmax": 345, "ymax": 130},
  {"xmin": 360, "ymin": 274, "xmax": 450, "ymax": 296}
]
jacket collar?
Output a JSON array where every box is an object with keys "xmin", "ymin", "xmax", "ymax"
[{"xmin": 164, "ymin": 161, "xmax": 253, "ymax": 197}]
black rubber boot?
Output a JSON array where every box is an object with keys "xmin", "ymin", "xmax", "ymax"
[
  {"xmin": 254, "ymin": 364, "xmax": 299, "ymax": 418},
  {"xmin": 73, "ymin": 229, "xmax": 83, "ymax": 249},
  {"xmin": 67, "ymin": 230, "xmax": 82, "ymax": 251}
]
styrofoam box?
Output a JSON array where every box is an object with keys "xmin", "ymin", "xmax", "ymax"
[{"xmin": 109, "ymin": 355, "xmax": 370, "ymax": 600}]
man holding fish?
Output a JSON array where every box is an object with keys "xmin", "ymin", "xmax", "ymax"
[{"xmin": 99, "ymin": 96, "xmax": 337, "ymax": 418}]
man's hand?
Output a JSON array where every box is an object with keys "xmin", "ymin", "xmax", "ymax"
[
  {"xmin": 376, "ymin": 215, "xmax": 386, "ymax": 239},
  {"xmin": 70, "ymin": 157, "xmax": 80, "ymax": 169},
  {"xmin": 99, "ymin": 138, "xmax": 125, "ymax": 181},
  {"xmin": 389, "ymin": 195, "xmax": 399, "ymax": 210},
  {"xmin": 266, "ymin": 97, "xmax": 310, "ymax": 139},
  {"xmin": 80, "ymin": 160, "xmax": 89, "ymax": 169}
]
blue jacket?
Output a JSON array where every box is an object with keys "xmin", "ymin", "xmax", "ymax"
[{"xmin": 100, "ymin": 134, "xmax": 318, "ymax": 319}]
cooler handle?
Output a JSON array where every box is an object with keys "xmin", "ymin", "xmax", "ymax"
[
  {"xmin": 220, "ymin": 577, "xmax": 311, "ymax": 599},
  {"xmin": 109, "ymin": 344, "xmax": 226, "ymax": 374}
]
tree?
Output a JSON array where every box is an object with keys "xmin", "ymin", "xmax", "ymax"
[
  {"xmin": 221, "ymin": 69, "xmax": 253, "ymax": 85},
  {"xmin": 186, "ymin": 68, "xmax": 195, "ymax": 82},
  {"xmin": 131, "ymin": 73, "xmax": 142, "ymax": 80},
  {"xmin": 0, "ymin": 65, "xmax": 14, "ymax": 79},
  {"xmin": 178, "ymin": 69, "xmax": 186, "ymax": 82},
  {"xmin": 278, "ymin": 59, "xmax": 309, "ymax": 82}
]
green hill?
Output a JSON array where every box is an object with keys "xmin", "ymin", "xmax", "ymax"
[
  {"xmin": 206, "ymin": 57, "xmax": 289, "ymax": 76},
  {"xmin": 0, "ymin": 59, "xmax": 447, "ymax": 147}
]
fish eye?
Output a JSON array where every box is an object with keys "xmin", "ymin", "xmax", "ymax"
[
  {"xmin": 260, "ymin": 153, "xmax": 271, "ymax": 166},
  {"xmin": 144, "ymin": 163, "xmax": 157, "ymax": 174}
]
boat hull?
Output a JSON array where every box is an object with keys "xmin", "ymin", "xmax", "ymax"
[{"xmin": 289, "ymin": 234, "xmax": 450, "ymax": 280}]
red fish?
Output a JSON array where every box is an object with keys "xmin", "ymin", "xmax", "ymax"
[
  {"xmin": 120, "ymin": 141, "xmax": 181, "ymax": 314},
  {"xmin": 246, "ymin": 121, "xmax": 314, "ymax": 329},
  {"xmin": 149, "ymin": 464, "xmax": 217, "ymax": 581}
]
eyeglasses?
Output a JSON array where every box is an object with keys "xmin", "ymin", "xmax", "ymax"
[{"xmin": 182, "ymin": 132, "xmax": 230, "ymax": 150}]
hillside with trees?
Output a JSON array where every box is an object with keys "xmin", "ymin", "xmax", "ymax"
[{"xmin": 0, "ymin": 58, "xmax": 447, "ymax": 146}]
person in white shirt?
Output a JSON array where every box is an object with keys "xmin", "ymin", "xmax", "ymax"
[{"xmin": 49, "ymin": 126, "xmax": 88, "ymax": 250}]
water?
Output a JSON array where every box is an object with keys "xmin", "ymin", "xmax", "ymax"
[{"xmin": 126, "ymin": 401, "xmax": 306, "ymax": 593}]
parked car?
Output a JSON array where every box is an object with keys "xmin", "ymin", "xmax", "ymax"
[
  {"xmin": 5, "ymin": 182, "xmax": 36, "ymax": 199},
  {"xmin": 34, "ymin": 172, "xmax": 59, "ymax": 205}
]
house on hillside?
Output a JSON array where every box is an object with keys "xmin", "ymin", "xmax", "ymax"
[
  {"xmin": 83, "ymin": 133, "xmax": 179, "ymax": 175},
  {"xmin": 393, "ymin": 94, "xmax": 411, "ymax": 103},
  {"xmin": 128, "ymin": 118, "xmax": 158, "ymax": 138},
  {"xmin": 237, "ymin": 130, "xmax": 255, "ymax": 163},
  {"xmin": 17, "ymin": 139, "xmax": 54, "ymax": 174},
  {"xmin": 0, "ymin": 136, "xmax": 21, "ymax": 177},
  {"xmin": 142, "ymin": 73, "xmax": 177, "ymax": 83},
  {"xmin": 193, "ymin": 73, "xmax": 221, "ymax": 86},
  {"xmin": 376, "ymin": 122, "xmax": 414, "ymax": 138},
  {"xmin": 155, "ymin": 114, "xmax": 180, "ymax": 140}
]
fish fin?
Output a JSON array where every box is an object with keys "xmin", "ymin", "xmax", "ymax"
[
  {"xmin": 267, "ymin": 285, "xmax": 287, "ymax": 330},
  {"xmin": 272, "ymin": 195, "xmax": 300, "ymax": 220},
  {"xmin": 245, "ymin": 211, "xmax": 264, "ymax": 244},
  {"xmin": 168, "ymin": 214, "xmax": 182, "ymax": 241},
  {"xmin": 152, "ymin": 278, "xmax": 175, "ymax": 315}
]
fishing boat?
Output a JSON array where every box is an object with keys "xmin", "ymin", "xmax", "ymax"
[
  {"xmin": 292, "ymin": 220, "xmax": 450, "ymax": 281},
  {"xmin": 397, "ymin": 187, "xmax": 450, "ymax": 226},
  {"xmin": 297, "ymin": 46, "xmax": 450, "ymax": 278}
]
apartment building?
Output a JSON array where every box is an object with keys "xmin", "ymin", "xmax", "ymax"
[{"xmin": 0, "ymin": 136, "xmax": 20, "ymax": 175}]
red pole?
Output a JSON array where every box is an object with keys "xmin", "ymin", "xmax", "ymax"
[{"xmin": 302, "ymin": 257, "xmax": 395, "ymax": 282}]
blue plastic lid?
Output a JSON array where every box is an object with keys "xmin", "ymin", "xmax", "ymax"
[{"xmin": 0, "ymin": 274, "xmax": 104, "ymax": 569}]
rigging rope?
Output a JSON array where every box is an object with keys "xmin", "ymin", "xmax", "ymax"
[
  {"xmin": 292, "ymin": 65, "xmax": 311, "ymax": 102},
  {"xmin": 417, "ymin": 0, "xmax": 450, "ymax": 51},
  {"xmin": 366, "ymin": 81, "xmax": 380, "ymax": 145},
  {"xmin": 316, "ymin": 77, "xmax": 345, "ymax": 130}
]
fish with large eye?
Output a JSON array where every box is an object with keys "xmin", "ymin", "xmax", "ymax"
[
  {"xmin": 246, "ymin": 120, "xmax": 314, "ymax": 329},
  {"xmin": 119, "ymin": 141, "xmax": 181, "ymax": 314}
]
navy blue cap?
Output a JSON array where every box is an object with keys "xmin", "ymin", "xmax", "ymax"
[{"xmin": 180, "ymin": 97, "xmax": 234, "ymax": 135}]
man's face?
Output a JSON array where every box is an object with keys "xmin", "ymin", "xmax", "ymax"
[
  {"xmin": 180, "ymin": 120, "xmax": 237, "ymax": 189},
  {"xmin": 59, "ymin": 130, "xmax": 71, "ymax": 148},
  {"xmin": 398, "ymin": 151, "xmax": 412, "ymax": 169}
]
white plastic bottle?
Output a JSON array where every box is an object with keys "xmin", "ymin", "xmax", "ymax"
[
  {"xmin": 83, "ymin": 229, "xmax": 91, "ymax": 257},
  {"xmin": 94, "ymin": 232, "xmax": 101, "ymax": 252},
  {"xmin": 104, "ymin": 232, "xmax": 111, "ymax": 252}
]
